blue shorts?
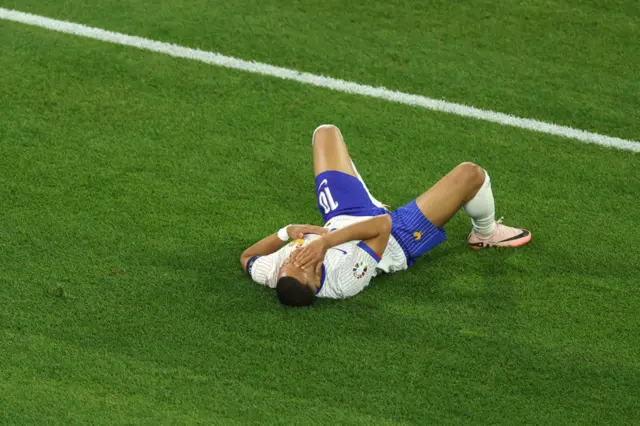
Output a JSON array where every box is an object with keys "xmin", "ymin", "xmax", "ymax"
[
  {"xmin": 315, "ymin": 171, "xmax": 388, "ymax": 223},
  {"xmin": 315, "ymin": 171, "xmax": 446, "ymax": 266},
  {"xmin": 389, "ymin": 200, "xmax": 447, "ymax": 267}
]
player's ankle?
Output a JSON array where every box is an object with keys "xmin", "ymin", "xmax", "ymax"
[{"xmin": 471, "ymin": 218, "xmax": 496, "ymax": 237}]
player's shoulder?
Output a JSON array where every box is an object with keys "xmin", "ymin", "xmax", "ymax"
[{"xmin": 245, "ymin": 244, "xmax": 288, "ymax": 275}]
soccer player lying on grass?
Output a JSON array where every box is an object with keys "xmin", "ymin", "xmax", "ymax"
[{"xmin": 240, "ymin": 125, "xmax": 531, "ymax": 306}]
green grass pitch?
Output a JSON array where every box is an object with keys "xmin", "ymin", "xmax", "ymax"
[{"xmin": 0, "ymin": 0, "xmax": 638, "ymax": 424}]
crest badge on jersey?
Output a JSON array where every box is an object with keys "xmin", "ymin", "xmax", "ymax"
[
  {"xmin": 288, "ymin": 239, "xmax": 305, "ymax": 248},
  {"xmin": 352, "ymin": 262, "xmax": 368, "ymax": 279}
]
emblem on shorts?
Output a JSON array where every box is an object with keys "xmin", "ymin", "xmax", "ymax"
[
  {"xmin": 413, "ymin": 231, "xmax": 422, "ymax": 241},
  {"xmin": 352, "ymin": 263, "xmax": 368, "ymax": 279}
]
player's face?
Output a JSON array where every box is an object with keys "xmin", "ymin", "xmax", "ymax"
[{"xmin": 278, "ymin": 256, "xmax": 317, "ymax": 292}]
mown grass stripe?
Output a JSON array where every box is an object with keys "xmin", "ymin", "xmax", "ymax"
[{"xmin": 1, "ymin": 7, "xmax": 638, "ymax": 152}]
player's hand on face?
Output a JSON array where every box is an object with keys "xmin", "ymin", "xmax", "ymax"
[
  {"xmin": 292, "ymin": 237, "xmax": 328, "ymax": 269},
  {"xmin": 287, "ymin": 224, "xmax": 329, "ymax": 240}
]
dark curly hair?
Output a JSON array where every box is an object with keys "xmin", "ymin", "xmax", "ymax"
[{"xmin": 275, "ymin": 276, "xmax": 315, "ymax": 307}]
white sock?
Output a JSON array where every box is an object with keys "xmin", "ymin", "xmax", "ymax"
[{"xmin": 463, "ymin": 170, "xmax": 496, "ymax": 237}]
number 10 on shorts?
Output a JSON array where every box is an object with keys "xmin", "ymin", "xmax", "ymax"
[{"xmin": 318, "ymin": 187, "xmax": 339, "ymax": 214}]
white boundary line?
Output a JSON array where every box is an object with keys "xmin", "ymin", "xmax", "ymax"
[{"xmin": 1, "ymin": 7, "xmax": 638, "ymax": 153}]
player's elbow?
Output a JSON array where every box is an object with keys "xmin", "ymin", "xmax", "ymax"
[
  {"xmin": 240, "ymin": 250, "xmax": 251, "ymax": 272},
  {"xmin": 378, "ymin": 214, "xmax": 393, "ymax": 236}
]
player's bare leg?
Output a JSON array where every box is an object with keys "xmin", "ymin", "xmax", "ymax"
[
  {"xmin": 415, "ymin": 162, "xmax": 531, "ymax": 248},
  {"xmin": 312, "ymin": 125, "xmax": 387, "ymax": 208},
  {"xmin": 312, "ymin": 125, "xmax": 357, "ymax": 177}
]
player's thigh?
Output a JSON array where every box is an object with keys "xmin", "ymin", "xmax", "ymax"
[
  {"xmin": 313, "ymin": 125, "xmax": 357, "ymax": 177},
  {"xmin": 415, "ymin": 162, "xmax": 485, "ymax": 228}
]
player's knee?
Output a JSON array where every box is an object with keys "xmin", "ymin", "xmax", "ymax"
[
  {"xmin": 312, "ymin": 124, "xmax": 341, "ymax": 146},
  {"xmin": 456, "ymin": 162, "xmax": 485, "ymax": 188}
]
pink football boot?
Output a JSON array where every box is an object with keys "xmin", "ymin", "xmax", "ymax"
[{"xmin": 468, "ymin": 218, "xmax": 532, "ymax": 249}]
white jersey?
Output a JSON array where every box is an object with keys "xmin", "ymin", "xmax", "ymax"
[{"xmin": 248, "ymin": 215, "xmax": 408, "ymax": 299}]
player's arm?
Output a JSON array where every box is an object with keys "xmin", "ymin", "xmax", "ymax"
[
  {"xmin": 240, "ymin": 233, "xmax": 285, "ymax": 272},
  {"xmin": 323, "ymin": 214, "xmax": 392, "ymax": 255},
  {"xmin": 240, "ymin": 224, "xmax": 328, "ymax": 272},
  {"xmin": 292, "ymin": 214, "xmax": 392, "ymax": 268}
]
